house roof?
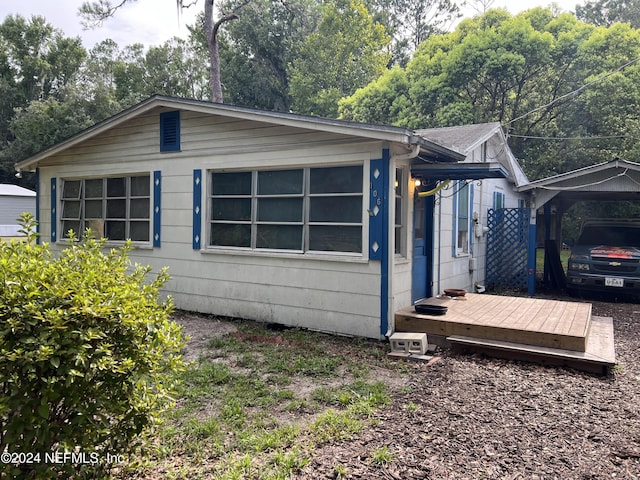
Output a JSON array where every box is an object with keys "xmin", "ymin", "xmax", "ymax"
[
  {"xmin": 416, "ymin": 122, "xmax": 529, "ymax": 187},
  {"xmin": 0, "ymin": 184, "xmax": 36, "ymax": 197},
  {"xmin": 16, "ymin": 95, "xmax": 465, "ymax": 171},
  {"xmin": 416, "ymin": 122, "xmax": 502, "ymax": 154}
]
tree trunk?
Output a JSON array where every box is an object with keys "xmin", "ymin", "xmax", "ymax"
[{"xmin": 204, "ymin": 0, "xmax": 249, "ymax": 103}]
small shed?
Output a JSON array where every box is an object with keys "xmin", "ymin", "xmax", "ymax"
[{"xmin": 0, "ymin": 184, "xmax": 36, "ymax": 239}]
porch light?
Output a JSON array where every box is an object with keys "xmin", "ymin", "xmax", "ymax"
[{"xmin": 414, "ymin": 178, "xmax": 422, "ymax": 187}]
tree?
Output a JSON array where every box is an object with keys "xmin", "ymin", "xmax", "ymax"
[
  {"xmin": 288, "ymin": 0, "xmax": 391, "ymax": 117},
  {"xmin": 340, "ymin": 7, "xmax": 640, "ymax": 180},
  {"xmin": 79, "ymin": 0, "xmax": 251, "ymax": 103},
  {"xmin": 0, "ymin": 15, "xmax": 87, "ymax": 185},
  {"xmin": 576, "ymin": 0, "xmax": 640, "ymax": 28},
  {"xmin": 216, "ymin": 0, "xmax": 321, "ymax": 111}
]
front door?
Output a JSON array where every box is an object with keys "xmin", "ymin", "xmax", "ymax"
[{"xmin": 412, "ymin": 193, "xmax": 433, "ymax": 302}]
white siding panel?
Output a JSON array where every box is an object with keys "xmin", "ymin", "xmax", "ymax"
[{"xmin": 33, "ymin": 109, "xmax": 390, "ymax": 338}]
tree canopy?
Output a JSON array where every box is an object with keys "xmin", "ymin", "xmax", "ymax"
[{"xmin": 339, "ymin": 8, "xmax": 640, "ymax": 179}]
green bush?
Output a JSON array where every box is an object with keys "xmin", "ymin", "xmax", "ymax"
[{"xmin": 0, "ymin": 213, "xmax": 185, "ymax": 479}]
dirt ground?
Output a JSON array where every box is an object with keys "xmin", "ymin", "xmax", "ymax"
[{"xmin": 177, "ymin": 294, "xmax": 640, "ymax": 480}]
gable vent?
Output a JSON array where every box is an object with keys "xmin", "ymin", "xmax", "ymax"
[{"xmin": 160, "ymin": 110, "xmax": 180, "ymax": 152}]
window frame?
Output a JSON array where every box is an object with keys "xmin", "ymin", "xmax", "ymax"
[
  {"xmin": 208, "ymin": 165, "xmax": 365, "ymax": 255},
  {"xmin": 60, "ymin": 174, "xmax": 152, "ymax": 244},
  {"xmin": 394, "ymin": 167, "xmax": 407, "ymax": 257},
  {"xmin": 453, "ymin": 180, "xmax": 471, "ymax": 256}
]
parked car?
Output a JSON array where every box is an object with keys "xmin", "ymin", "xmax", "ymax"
[{"xmin": 566, "ymin": 219, "xmax": 640, "ymax": 297}]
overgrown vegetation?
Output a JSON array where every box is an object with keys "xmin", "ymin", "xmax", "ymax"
[
  {"xmin": 122, "ymin": 317, "xmax": 406, "ymax": 479},
  {"xmin": 0, "ymin": 213, "xmax": 185, "ymax": 479}
]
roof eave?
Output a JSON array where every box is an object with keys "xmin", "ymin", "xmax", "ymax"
[{"xmin": 16, "ymin": 95, "xmax": 463, "ymax": 170}]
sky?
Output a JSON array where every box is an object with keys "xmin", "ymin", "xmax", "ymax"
[{"xmin": 1, "ymin": 0, "xmax": 585, "ymax": 49}]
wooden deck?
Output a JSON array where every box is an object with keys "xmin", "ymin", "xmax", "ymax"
[
  {"xmin": 395, "ymin": 293, "xmax": 616, "ymax": 373},
  {"xmin": 395, "ymin": 293, "xmax": 592, "ymax": 352}
]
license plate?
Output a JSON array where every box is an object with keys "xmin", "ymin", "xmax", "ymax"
[{"xmin": 605, "ymin": 277, "xmax": 624, "ymax": 287}]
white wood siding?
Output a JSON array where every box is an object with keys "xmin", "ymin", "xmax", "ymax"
[
  {"xmin": 36, "ymin": 107, "xmax": 388, "ymax": 338},
  {"xmin": 431, "ymin": 142, "xmax": 528, "ymax": 294}
]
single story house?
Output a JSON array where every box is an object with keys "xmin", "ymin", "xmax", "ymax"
[
  {"xmin": 0, "ymin": 184, "xmax": 36, "ymax": 239},
  {"xmin": 16, "ymin": 95, "xmax": 528, "ymax": 339}
]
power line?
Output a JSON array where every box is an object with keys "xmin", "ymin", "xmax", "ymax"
[
  {"xmin": 505, "ymin": 55, "xmax": 640, "ymax": 128},
  {"xmin": 508, "ymin": 134, "xmax": 628, "ymax": 140}
]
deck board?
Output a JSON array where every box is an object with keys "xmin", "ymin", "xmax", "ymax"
[
  {"xmin": 447, "ymin": 316, "xmax": 615, "ymax": 375},
  {"xmin": 396, "ymin": 293, "xmax": 592, "ymax": 352}
]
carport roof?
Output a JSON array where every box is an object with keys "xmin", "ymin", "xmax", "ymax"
[{"xmin": 517, "ymin": 158, "xmax": 640, "ymax": 207}]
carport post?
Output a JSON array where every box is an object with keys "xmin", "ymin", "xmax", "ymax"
[{"xmin": 527, "ymin": 216, "xmax": 537, "ymax": 296}]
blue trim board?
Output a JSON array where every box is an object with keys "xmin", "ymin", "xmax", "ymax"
[
  {"xmin": 369, "ymin": 159, "xmax": 384, "ymax": 260},
  {"xmin": 153, "ymin": 171, "xmax": 162, "ymax": 247},
  {"xmin": 379, "ymin": 149, "xmax": 390, "ymax": 336},
  {"xmin": 50, "ymin": 178, "xmax": 57, "ymax": 242},
  {"xmin": 193, "ymin": 169, "xmax": 202, "ymax": 249}
]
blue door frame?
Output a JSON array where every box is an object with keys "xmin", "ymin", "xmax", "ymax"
[{"xmin": 411, "ymin": 189, "xmax": 434, "ymax": 302}]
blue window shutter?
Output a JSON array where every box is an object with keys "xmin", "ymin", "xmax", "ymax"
[
  {"xmin": 369, "ymin": 158, "xmax": 385, "ymax": 260},
  {"xmin": 160, "ymin": 111, "xmax": 180, "ymax": 152},
  {"xmin": 50, "ymin": 177, "xmax": 57, "ymax": 242},
  {"xmin": 153, "ymin": 171, "xmax": 161, "ymax": 247},
  {"xmin": 193, "ymin": 169, "xmax": 202, "ymax": 249}
]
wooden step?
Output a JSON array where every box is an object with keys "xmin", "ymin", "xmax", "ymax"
[
  {"xmin": 395, "ymin": 293, "xmax": 592, "ymax": 352},
  {"xmin": 446, "ymin": 316, "xmax": 616, "ymax": 375}
]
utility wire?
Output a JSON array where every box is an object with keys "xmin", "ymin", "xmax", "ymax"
[
  {"xmin": 508, "ymin": 134, "xmax": 628, "ymax": 140},
  {"xmin": 505, "ymin": 55, "xmax": 640, "ymax": 127}
]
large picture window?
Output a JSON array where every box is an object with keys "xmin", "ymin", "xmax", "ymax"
[
  {"xmin": 209, "ymin": 165, "xmax": 363, "ymax": 253},
  {"xmin": 61, "ymin": 175, "xmax": 151, "ymax": 242}
]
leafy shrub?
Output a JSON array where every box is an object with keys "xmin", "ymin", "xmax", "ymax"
[{"xmin": 0, "ymin": 213, "xmax": 185, "ymax": 479}]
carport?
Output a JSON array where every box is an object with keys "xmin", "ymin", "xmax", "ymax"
[{"xmin": 517, "ymin": 158, "xmax": 640, "ymax": 294}]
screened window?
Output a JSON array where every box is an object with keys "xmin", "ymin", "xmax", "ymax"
[
  {"xmin": 209, "ymin": 165, "xmax": 363, "ymax": 253},
  {"xmin": 493, "ymin": 191, "xmax": 505, "ymax": 210},
  {"xmin": 61, "ymin": 175, "xmax": 151, "ymax": 242},
  {"xmin": 454, "ymin": 181, "xmax": 470, "ymax": 255}
]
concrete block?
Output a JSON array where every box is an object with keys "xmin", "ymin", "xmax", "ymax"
[{"xmin": 389, "ymin": 332, "xmax": 428, "ymax": 355}]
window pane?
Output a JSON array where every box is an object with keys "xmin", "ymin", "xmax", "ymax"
[
  {"xmin": 210, "ymin": 223, "xmax": 251, "ymax": 247},
  {"xmin": 85, "ymin": 200, "xmax": 103, "ymax": 218},
  {"xmin": 309, "ymin": 226, "xmax": 361, "ymax": 252},
  {"xmin": 129, "ymin": 221, "xmax": 150, "ymax": 241},
  {"xmin": 212, "ymin": 172, "xmax": 252, "ymax": 195},
  {"xmin": 86, "ymin": 219, "xmax": 104, "ymax": 237},
  {"xmin": 107, "ymin": 177, "xmax": 126, "ymax": 197},
  {"xmin": 256, "ymin": 225, "xmax": 302, "ymax": 250},
  {"xmin": 85, "ymin": 179, "xmax": 103, "ymax": 198},
  {"xmin": 130, "ymin": 198, "xmax": 150, "ymax": 219},
  {"xmin": 106, "ymin": 199, "xmax": 126, "ymax": 218},
  {"xmin": 395, "ymin": 197, "xmax": 402, "ymax": 227},
  {"xmin": 310, "ymin": 166, "xmax": 362, "ymax": 194},
  {"xmin": 62, "ymin": 220, "xmax": 80, "ymax": 237},
  {"xmin": 395, "ymin": 227, "xmax": 402, "ymax": 255},
  {"xmin": 63, "ymin": 181, "xmax": 80, "ymax": 199},
  {"xmin": 131, "ymin": 175, "xmax": 150, "ymax": 196},
  {"xmin": 257, "ymin": 169, "xmax": 303, "ymax": 195},
  {"xmin": 212, "ymin": 198, "xmax": 251, "ymax": 221},
  {"xmin": 62, "ymin": 201, "xmax": 80, "ymax": 218},
  {"xmin": 257, "ymin": 198, "xmax": 303, "ymax": 222},
  {"xmin": 106, "ymin": 221, "xmax": 126, "ymax": 240},
  {"xmin": 309, "ymin": 197, "xmax": 361, "ymax": 223}
]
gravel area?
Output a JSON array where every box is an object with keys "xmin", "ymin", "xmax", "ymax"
[
  {"xmin": 293, "ymin": 295, "xmax": 640, "ymax": 479},
  {"xmin": 176, "ymin": 294, "xmax": 640, "ymax": 480}
]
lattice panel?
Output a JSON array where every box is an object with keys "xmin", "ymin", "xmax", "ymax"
[{"xmin": 486, "ymin": 208, "xmax": 530, "ymax": 291}]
